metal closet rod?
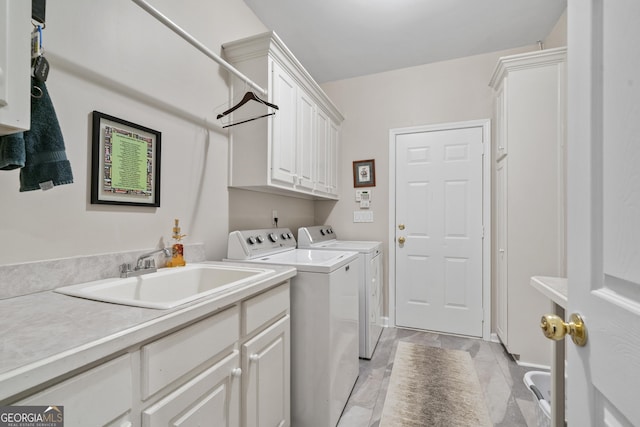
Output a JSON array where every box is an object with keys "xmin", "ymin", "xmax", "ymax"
[{"xmin": 131, "ymin": 0, "xmax": 268, "ymax": 96}]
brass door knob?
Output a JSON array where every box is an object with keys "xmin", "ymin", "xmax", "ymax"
[
  {"xmin": 398, "ymin": 224, "xmax": 405, "ymax": 230},
  {"xmin": 398, "ymin": 236, "xmax": 406, "ymax": 244},
  {"xmin": 540, "ymin": 313, "xmax": 587, "ymax": 346}
]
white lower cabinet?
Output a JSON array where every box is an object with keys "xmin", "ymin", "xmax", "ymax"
[{"xmin": 12, "ymin": 282, "xmax": 290, "ymax": 427}]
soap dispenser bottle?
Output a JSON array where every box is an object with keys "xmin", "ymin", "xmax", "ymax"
[{"xmin": 166, "ymin": 218, "xmax": 187, "ymax": 267}]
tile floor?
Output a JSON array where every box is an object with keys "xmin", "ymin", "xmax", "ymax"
[{"xmin": 337, "ymin": 327, "xmax": 542, "ymax": 427}]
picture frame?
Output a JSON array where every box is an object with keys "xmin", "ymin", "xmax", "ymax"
[
  {"xmin": 353, "ymin": 159, "xmax": 376, "ymax": 187},
  {"xmin": 91, "ymin": 111, "xmax": 161, "ymax": 207}
]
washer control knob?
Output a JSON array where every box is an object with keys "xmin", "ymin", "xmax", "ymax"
[
  {"xmin": 268, "ymin": 233, "xmax": 278, "ymax": 242},
  {"xmin": 247, "ymin": 236, "xmax": 256, "ymax": 245},
  {"xmin": 288, "ymin": 232, "xmax": 294, "ymax": 239},
  {"xmin": 281, "ymin": 233, "xmax": 289, "ymax": 239},
  {"xmin": 256, "ymin": 235, "xmax": 264, "ymax": 243},
  {"xmin": 320, "ymin": 229, "xmax": 326, "ymax": 235}
]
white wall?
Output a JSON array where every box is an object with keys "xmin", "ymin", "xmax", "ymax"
[
  {"xmin": 0, "ymin": 0, "xmax": 267, "ymax": 265},
  {"xmin": 544, "ymin": 9, "xmax": 568, "ymax": 49},
  {"xmin": 229, "ymin": 188, "xmax": 315, "ymax": 232}
]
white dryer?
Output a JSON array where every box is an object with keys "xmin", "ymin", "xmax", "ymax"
[
  {"xmin": 298, "ymin": 225, "xmax": 383, "ymax": 359},
  {"xmin": 226, "ymin": 228, "xmax": 359, "ymax": 427}
]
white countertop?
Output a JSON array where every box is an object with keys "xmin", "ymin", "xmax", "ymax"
[
  {"xmin": 530, "ymin": 276, "xmax": 568, "ymax": 309},
  {"xmin": 0, "ymin": 261, "xmax": 296, "ymax": 403}
]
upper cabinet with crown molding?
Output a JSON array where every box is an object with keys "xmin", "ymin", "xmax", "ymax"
[
  {"xmin": 0, "ymin": 0, "xmax": 31, "ymax": 135},
  {"xmin": 223, "ymin": 31, "xmax": 343, "ymax": 200}
]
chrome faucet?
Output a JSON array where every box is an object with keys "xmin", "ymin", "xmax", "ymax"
[{"xmin": 120, "ymin": 247, "xmax": 172, "ymax": 278}]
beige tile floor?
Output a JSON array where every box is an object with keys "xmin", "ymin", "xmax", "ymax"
[{"xmin": 337, "ymin": 327, "xmax": 542, "ymax": 427}]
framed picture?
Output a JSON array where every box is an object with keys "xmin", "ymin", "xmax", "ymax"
[
  {"xmin": 91, "ymin": 111, "xmax": 161, "ymax": 207},
  {"xmin": 353, "ymin": 159, "xmax": 376, "ymax": 187}
]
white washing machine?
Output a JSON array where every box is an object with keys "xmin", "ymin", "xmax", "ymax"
[
  {"xmin": 226, "ymin": 228, "xmax": 359, "ymax": 427},
  {"xmin": 298, "ymin": 225, "xmax": 383, "ymax": 360}
]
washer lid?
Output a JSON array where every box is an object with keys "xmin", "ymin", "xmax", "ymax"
[
  {"xmin": 243, "ymin": 249, "xmax": 358, "ymax": 273},
  {"xmin": 302, "ymin": 240, "xmax": 382, "ymax": 254}
]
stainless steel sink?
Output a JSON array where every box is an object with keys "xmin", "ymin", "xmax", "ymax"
[{"xmin": 54, "ymin": 264, "xmax": 274, "ymax": 309}]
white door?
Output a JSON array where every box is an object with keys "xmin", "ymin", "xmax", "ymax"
[
  {"xmin": 394, "ymin": 124, "xmax": 484, "ymax": 337},
  {"xmin": 567, "ymin": 1, "xmax": 640, "ymax": 425}
]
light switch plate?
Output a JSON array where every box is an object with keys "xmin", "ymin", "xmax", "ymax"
[{"xmin": 353, "ymin": 211, "xmax": 374, "ymax": 222}]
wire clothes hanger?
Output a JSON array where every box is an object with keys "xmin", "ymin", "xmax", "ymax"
[{"xmin": 217, "ymin": 91, "xmax": 279, "ymax": 128}]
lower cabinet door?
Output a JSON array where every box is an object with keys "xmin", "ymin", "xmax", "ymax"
[
  {"xmin": 242, "ymin": 316, "xmax": 290, "ymax": 427},
  {"xmin": 142, "ymin": 350, "xmax": 241, "ymax": 427}
]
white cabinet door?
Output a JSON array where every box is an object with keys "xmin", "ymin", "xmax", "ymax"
[
  {"xmin": 242, "ymin": 316, "xmax": 290, "ymax": 427},
  {"xmin": 495, "ymin": 158, "xmax": 508, "ymax": 345},
  {"xmin": 0, "ymin": 0, "xmax": 31, "ymax": 135},
  {"xmin": 315, "ymin": 108, "xmax": 329, "ymax": 193},
  {"xmin": 270, "ymin": 61, "xmax": 297, "ymax": 187},
  {"xmin": 296, "ymin": 90, "xmax": 315, "ymax": 191},
  {"xmin": 327, "ymin": 120, "xmax": 340, "ymax": 196},
  {"xmin": 143, "ymin": 351, "xmax": 241, "ymax": 427}
]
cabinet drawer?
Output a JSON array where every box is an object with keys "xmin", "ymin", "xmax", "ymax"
[
  {"xmin": 141, "ymin": 306, "xmax": 240, "ymax": 399},
  {"xmin": 18, "ymin": 354, "xmax": 132, "ymax": 427},
  {"xmin": 142, "ymin": 350, "xmax": 241, "ymax": 427},
  {"xmin": 243, "ymin": 283, "xmax": 289, "ymax": 336}
]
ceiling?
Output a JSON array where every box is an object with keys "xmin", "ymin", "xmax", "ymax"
[{"xmin": 242, "ymin": 0, "xmax": 567, "ymax": 83}]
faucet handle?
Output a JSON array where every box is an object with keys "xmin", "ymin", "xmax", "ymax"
[{"xmin": 120, "ymin": 263, "xmax": 131, "ymax": 277}]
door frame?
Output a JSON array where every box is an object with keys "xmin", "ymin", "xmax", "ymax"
[{"xmin": 388, "ymin": 119, "xmax": 492, "ymax": 341}]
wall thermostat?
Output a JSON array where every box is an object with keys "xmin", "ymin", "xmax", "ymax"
[{"xmin": 355, "ymin": 189, "xmax": 371, "ymax": 208}]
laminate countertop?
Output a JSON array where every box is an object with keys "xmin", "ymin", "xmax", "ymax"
[
  {"xmin": 530, "ymin": 275, "xmax": 568, "ymax": 309},
  {"xmin": 0, "ymin": 261, "xmax": 296, "ymax": 403}
]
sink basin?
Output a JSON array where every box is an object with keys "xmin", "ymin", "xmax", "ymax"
[{"xmin": 54, "ymin": 264, "xmax": 275, "ymax": 309}]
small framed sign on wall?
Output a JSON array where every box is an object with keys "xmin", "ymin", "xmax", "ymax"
[{"xmin": 353, "ymin": 159, "xmax": 376, "ymax": 187}]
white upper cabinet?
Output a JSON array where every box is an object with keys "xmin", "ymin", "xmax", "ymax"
[
  {"xmin": 0, "ymin": 0, "xmax": 31, "ymax": 135},
  {"xmin": 223, "ymin": 31, "xmax": 344, "ymax": 200}
]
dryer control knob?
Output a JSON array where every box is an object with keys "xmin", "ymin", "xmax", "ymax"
[
  {"xmin": 320, "ymin": 229, "xmax": 326, "ymax": 235},
  {"xmin": 247, "ymin": 236, "xmax": 256, "ymax": 245},
  {"xmin": 288, "ymin": 232, "xmax": 293, "ymax": 239},
  {"xmin": 268, "ymin": 233, "xmax": 278, "ymax": 242},
  {"xmin": 281, "ymin": 233, "xmax": 289, "ymax": 239},
  {"xmin": 256, "ymin": 235, "xmax": 264, "ymax": 243}
]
